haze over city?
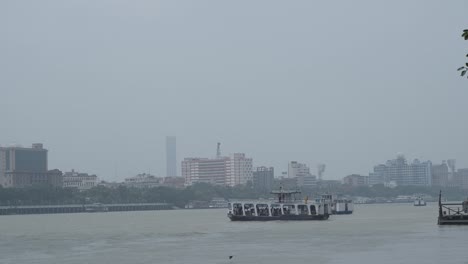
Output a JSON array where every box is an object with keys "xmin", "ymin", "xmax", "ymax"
[{"xmin": 2, "ymin": 0, "xmax": 468, "ymax": 181}]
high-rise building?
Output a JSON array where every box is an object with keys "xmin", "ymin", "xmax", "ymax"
[
  {"xmin": 226, "ymin": 153, "xmax": 253, "ymax": 186},
  {"xmin": 288, "ymin": 161, "xmax": 309, "ymax": 179},
  {"xmin": 182, "ymin": 157, "xmax": 230, "ymax": 186},
  {"xmin": 0, "ymin": 143, "xmax": 62, "ymax": 188},
  {"xmin": 368, "ymin": 155, "xmax": 432, "ymax": 186},
  {"xmin": 431, "ymin": 162, "xmax": 449, "ymax": 187},
  {"xmin": 166, "ymin": 136, "xmax": 177, "ymax": 177},
  {"xmin": 253, "ymin": 166, "xmax": 274, "ymax": 193},
  {"xmin": 369, "ymin": 164, "xmax": 387, "ymax": 185},
  {"xmin": 182, "ymin": 153, "xmax": 252, "ymax": 186},
  {"xmin": 288, "ymin": 161, "xmax": 317, "ymax": 187},
  {"xmin": 455, "ymin": 169, "xmax": 468, "ymax": 189}
]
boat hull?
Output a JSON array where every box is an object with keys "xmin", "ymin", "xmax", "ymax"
[
  {"xmin": 438, "ymin": 216, "xmax": 468, "ymax": 225},
  {"xmin": 228, "ymin": 214, "xmax": 329, "ymax": 221}
]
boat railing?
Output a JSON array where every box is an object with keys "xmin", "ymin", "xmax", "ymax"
[{"xmin": 438, "ymin": 191, "xmax": 468, "ymax": 217}]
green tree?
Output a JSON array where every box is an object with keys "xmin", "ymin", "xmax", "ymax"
[{"xmin": 457, "ymin": 29, "xmax": 468, "ymax": 78}]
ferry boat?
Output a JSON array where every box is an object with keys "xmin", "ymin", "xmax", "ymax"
[
  {"xmin": 414, "ymin": 196, "xmax": 426, "ymax": 207},
  {"xmin": 227, "ymin": 189, "xmax": 331, "ymax": 221},
  {"xmin": 438, "ymin": 191, "xmax": 468, "ymax": 225},
  {"xmin": 321, "ymin": 194, "xmax": 354, "ymax": 215}
]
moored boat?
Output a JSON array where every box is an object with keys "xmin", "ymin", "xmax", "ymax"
[
  {"xmin": 227, "ymin": 189, "xmax": 331, "ymax": 221},
  {"xmin": 334, "ymin": 199, "xmax": 354, "ymax": 214},
  {"xmin": 438, "ymin": 191, "xmax": 468, "ymax": 225},
  {"xmin": 321, "ymin": 194, "xmax": 354, "ymax": 215}
]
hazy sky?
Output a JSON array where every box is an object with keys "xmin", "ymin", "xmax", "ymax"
[{"xmin": 2, "ymin": 0, "xmax": 468, "ymax": 181}]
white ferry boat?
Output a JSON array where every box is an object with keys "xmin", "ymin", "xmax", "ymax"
[
  {"xmin": 414, "ymin": 196, "xmax": 426, "ymax": 207},
  {"xmin": 227, "ymin": 189, "xmax": 331, "ymax": 221}
]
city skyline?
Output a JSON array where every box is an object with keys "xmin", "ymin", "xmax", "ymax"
[
  {"xmin": 2, "ymin": 1, "xmax": 468, "ymax": 182},
  {"xmin": 1, "ymin": 141, "xmax": 465, "ymax": 184}
]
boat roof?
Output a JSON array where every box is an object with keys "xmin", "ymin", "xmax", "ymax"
[{"xmin": 270, "ymin": 190, "xmax": 301, "ymax": 194}]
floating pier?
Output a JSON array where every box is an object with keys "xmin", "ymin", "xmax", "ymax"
[{"xmin": 438, "ymin": 191, "xmax": 468, "ymax": 225}]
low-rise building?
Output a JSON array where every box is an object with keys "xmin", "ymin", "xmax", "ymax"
[
  {"xmin": 124, "ymin": 173, "xmax": 162, "ymax": 188},
  {"xmin": 162, "ymin": 176, "xmax": 185, "ymax": 189},
  {"xmin": 5, "ymin": 169, "xmax": 63, "ymax": 188},
  {"xmin": 63, "ymin": 170, "xmax": 98, "ymax": 190}
]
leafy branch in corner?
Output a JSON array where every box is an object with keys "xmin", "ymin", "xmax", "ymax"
[{"xmin": 457, "ymin": 29, "xmax": 468, "ymax": 78}]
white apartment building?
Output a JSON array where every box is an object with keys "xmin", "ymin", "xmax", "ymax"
[
  {"xmin": 182, "ymin": 153, "xmax": 252, "ymax": 187},
  {"xmin": 226, "ymin": 153, "xmax": 253, "ymax": 186},
  {"xmin": 369, "ymin": 155, "xmax": 432, "ymax": 186}
]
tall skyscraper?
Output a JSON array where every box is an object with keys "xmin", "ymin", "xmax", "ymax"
[{"xmin": 166, "ymin": 136, "xmax": 177, "ymax": 177}]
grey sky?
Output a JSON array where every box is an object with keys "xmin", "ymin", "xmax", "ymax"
[{"xmin": 1, "ymin": 0, "xmax": 468, "ymax": 181}]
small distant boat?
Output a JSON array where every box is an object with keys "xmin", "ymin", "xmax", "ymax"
[
  {"xmin": 85, "ymin": 203, "xmax": 108, "ymax": 213},
  {"xmin": 438, "ymin": 191, "xmax": 468, "ymax": 225},
  {"xmin": 208, "ymin": 197, "xmax": 229, "ymax": 208},
  {"xmin": 414, "ymin": 197, "xmax": 426, "ymax": 207},
  {"xmin": 227, "ymin": 188, "xmax": 331, "ymax": 221}
]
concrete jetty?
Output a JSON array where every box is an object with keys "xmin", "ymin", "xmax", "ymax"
[{"xmin": 0, "ymin": 203, "xmax": 172, "ymax": 215}]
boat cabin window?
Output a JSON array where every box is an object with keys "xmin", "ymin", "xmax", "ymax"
[
  {"xmin": 271, "ymin": 204, "xmax": 282, "ymax": 216},
  {"xmin": 298, "ymin": 205, "xmax": 308, "ymax": 215},
  {"xmin": 256, "ymin": 204, "xmax": 269, "ymax": 216},
  {"xmin": 244, "ymin": 203, "xmax": 255, "ymax": 216},
  {"xmin": 233, "ymin": 203, "xmax": 243, "ymax": 216},
  {"xmin": 310, "ymin": 205, "xmax": 316, "ymax": 215},
  {"xmin": 282, "ymin": 204, "xmax": 295, "ymax": 215}
]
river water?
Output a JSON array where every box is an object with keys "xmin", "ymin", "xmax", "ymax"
[{"xmin": 0, "ymin": 203, "xmax": 466, "ymax": 264}]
